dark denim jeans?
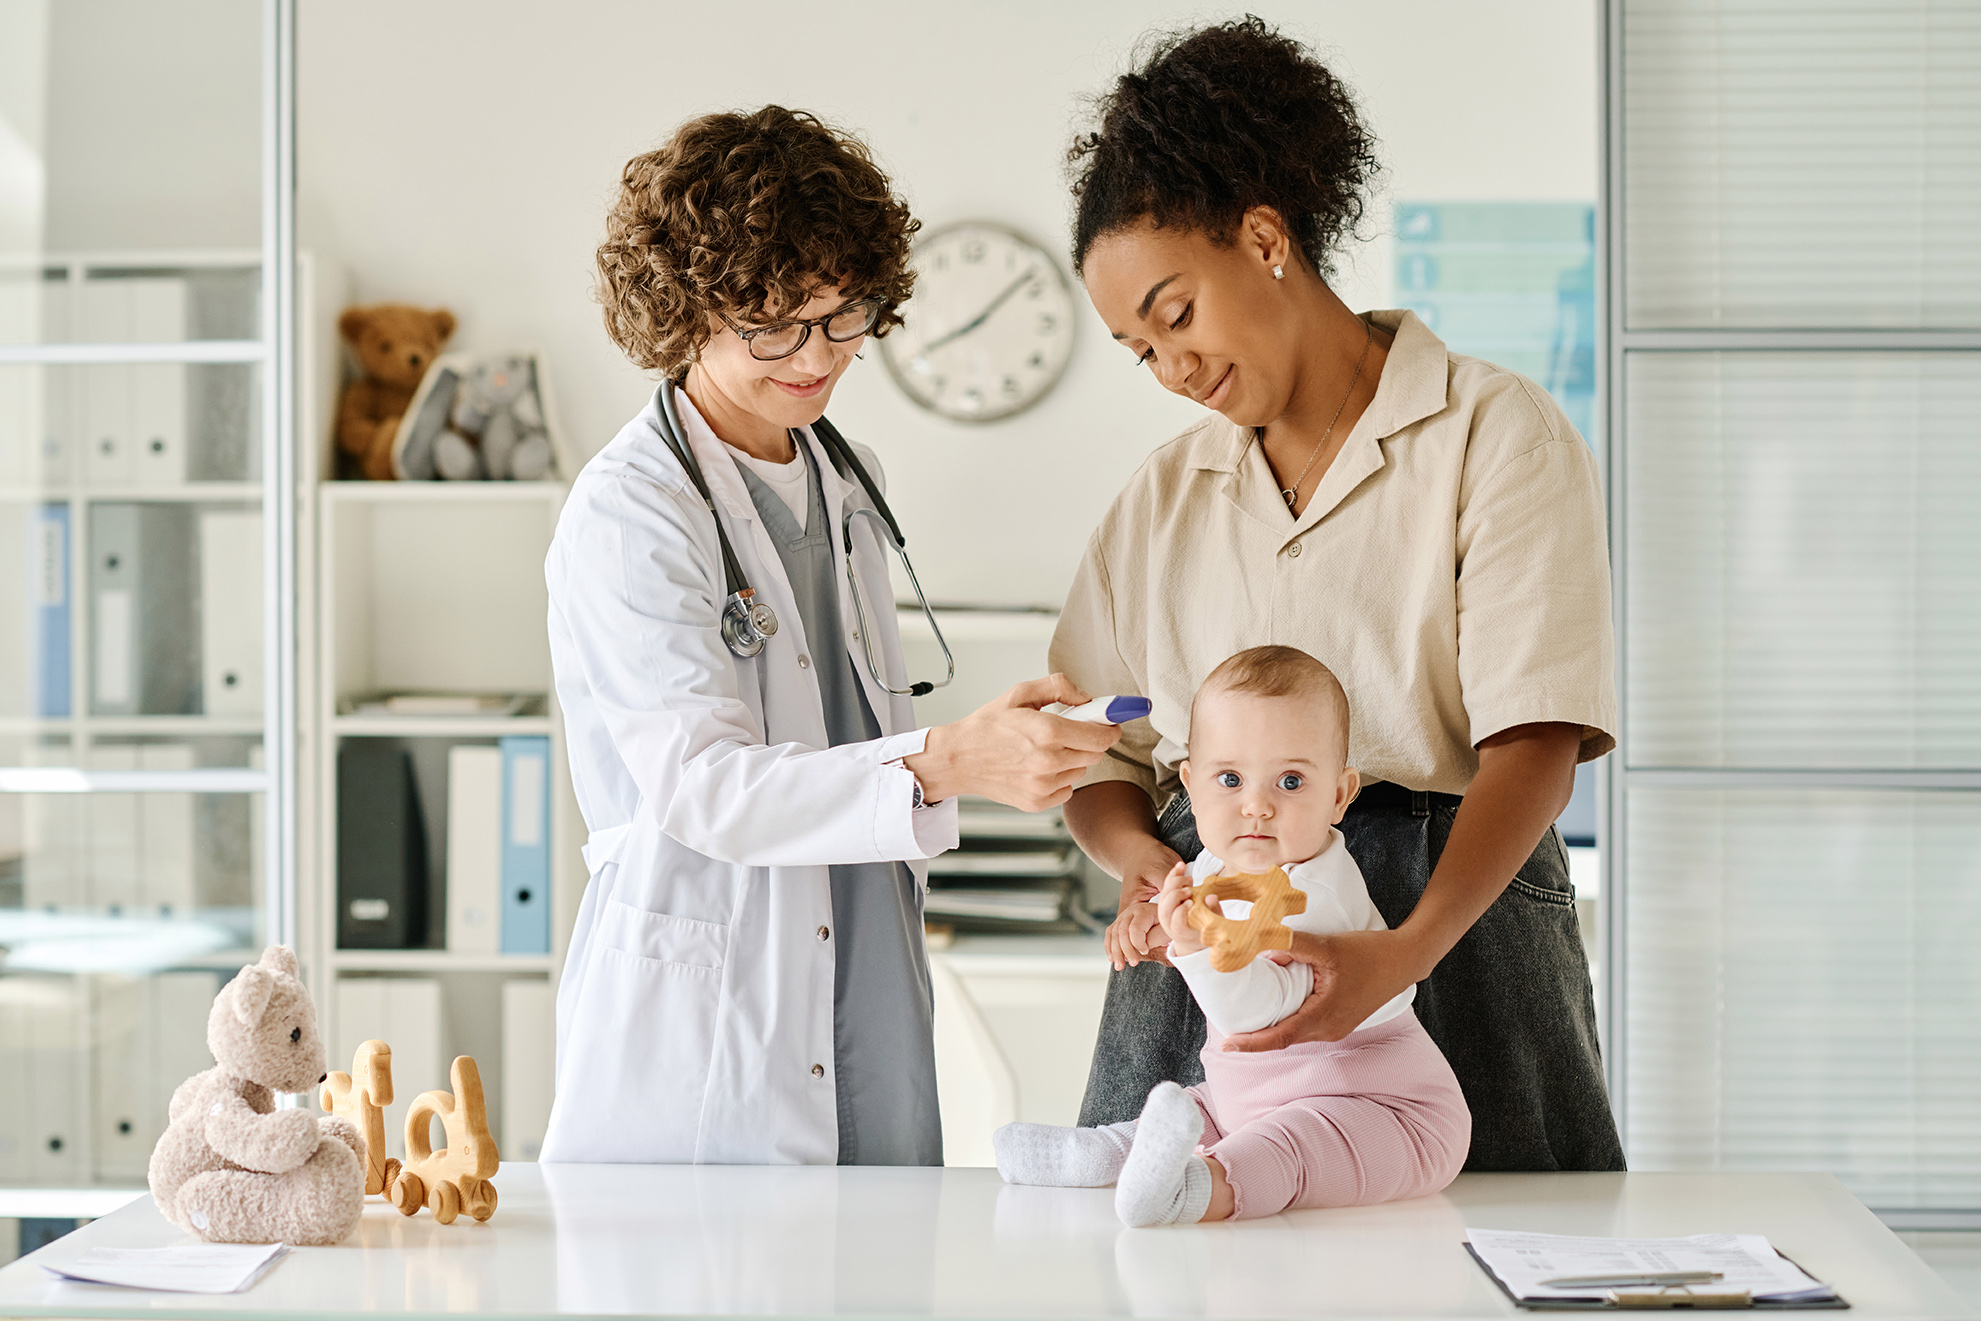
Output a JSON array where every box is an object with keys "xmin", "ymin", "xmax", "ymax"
[{"xmin": 1076, "ymin": 783, "xmax": 1626, "ymax": 1172}]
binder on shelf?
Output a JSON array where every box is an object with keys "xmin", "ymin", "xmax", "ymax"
[
  {"xmin": 33, "ymin": 502, "xmax": 71, "ymax": 718},
  {"xmin": 80, "ymin": 277, "xmax": 134, "ymax": 487},
  {"xmin": 334, "ymin": 977, "xmax": 441, "ymax": 1162},
  {"xmin": 88, "ymin": 744, "xmax": 142, "ymax": 915},
  {"xmin": 499, "ymin": 735, "xmax": 552, "ymax": 955},
  {"xmin": 501, "ymin": 978, "xmax": 554, "ymax": 1161},
  {"xmin": 336, "ymin": 741, "xmax": 429, "ymax": 949},
  {"xmin": 446, "ymin": 744, "xmax": 503, "ymax": 955},
  {"xmin": 93, "ymin": 970, "xmax": 217, "ymax": 1184},
  {"xmin": 199, "ymin": 509, "xmax": 263, "ymax": 717},
  {"xmin": 130, "ymin": 278, "xmax": 189, "ymax": 488},
  {"xmin": 21, "ymin": 743, "xmax": 82, "ymax": 912},
  {"xmin": 93, "ymin": 975, "xmax": 156, "ymax": 1182},
  {"xmin": 27, "ymin": 973, "xmax": 83, "ymax": 1183},
  {"xmin": 0, "ymin": 976, "xmax": 36, "ymax": 1183},
  {"xmin": 90, "ymin": 503, "xmax": 200, "ymax": 717},
  {"xmin": 140, "ymin": 742, "xmax": 197, "ymax": 918}
]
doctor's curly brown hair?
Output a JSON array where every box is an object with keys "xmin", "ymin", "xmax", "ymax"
[
  {"xmin": 1069, "ymin": 16, "xmax": 1380, "ymax": 280},
  {"xmin": 596, "ymin": 106, "xmax": 918, "ymax": 376}
]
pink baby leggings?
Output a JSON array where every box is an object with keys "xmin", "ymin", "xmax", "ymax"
[{"xmin": 1186, "ymin": 1007, "xmax": 1471, "ymax": 1220}]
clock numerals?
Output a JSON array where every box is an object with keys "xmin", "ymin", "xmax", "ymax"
[
  {"xmin": 1026, "ymin": 280, "xmax": 1044, "ymax": 299},
  {"xmin": 961, "ymin": 387, "xmax": 984, "ymax": 411},
  {"xmin": 962, "ymin": 239, "xmax": 986, "ymax": 264},
  {"xmin": 1027, "ymin": 351, "xmax": 1045, "ymax": 369},
  {"xmin": 1001, "ymin": 375, "xmax": 1021, "ymax": 397},
  {"xmin": 1036, "ymin": 313, "xmax": 1057, "ymax": 336}
]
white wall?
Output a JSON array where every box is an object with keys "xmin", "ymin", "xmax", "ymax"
[{"xmin": 298, "ymin": 0, "xmax": 1595, "ymax": 608}]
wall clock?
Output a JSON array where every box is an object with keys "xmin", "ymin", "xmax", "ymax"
[{"xmin": 879, "ymin": 221, "xmax": 1077, "ymax": 423}]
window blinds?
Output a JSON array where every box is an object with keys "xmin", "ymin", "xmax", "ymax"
[
  {"xmin": 1625, "ymin": 786, "xmax": 1981, "ymax": 1209},
  {"xmin": 1624, "ymin": 0, "xmax": 1981, "ymax": 329},
  {"xmin": 1625, "ymin": 352, "xmax": 1981, "ymax": 769}
]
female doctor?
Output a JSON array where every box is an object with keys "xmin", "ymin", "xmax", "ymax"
[{"xmin": 538, "ymin": 106, "xmax": 1120, "ymax": 1167}]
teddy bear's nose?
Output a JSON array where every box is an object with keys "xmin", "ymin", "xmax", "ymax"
[{"xmin": 409, "ymin": 352, "xmax": 424, "ymax": 367}]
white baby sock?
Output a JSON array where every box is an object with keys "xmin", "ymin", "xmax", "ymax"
[
  {"xmin": 1114, "ymin": 1082, "xmax": 1213, "ymax": 1227},
  {"xmin": 993, "ymin": 1119, "xmax": 1137, "ymax": 1187}
]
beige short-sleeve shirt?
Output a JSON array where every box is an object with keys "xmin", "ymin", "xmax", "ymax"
[{"xmin": 1049, "ymin": 309, "xmax": 1616, "ymax": 802}]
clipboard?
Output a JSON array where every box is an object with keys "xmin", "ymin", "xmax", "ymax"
[{"xmin": 1464, "ymin": 1244, "xmax": 1851, "ymax": 1311}]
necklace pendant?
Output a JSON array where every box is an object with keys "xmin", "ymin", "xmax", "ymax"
[{"xmin": 1281, "ymin": 488, "xmax": 1298, "ymax": 507}]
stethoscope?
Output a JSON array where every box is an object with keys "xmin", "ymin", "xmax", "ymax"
[{"xmin": 653, "ymin": 382, "xmax": 954, "ymax": 697}]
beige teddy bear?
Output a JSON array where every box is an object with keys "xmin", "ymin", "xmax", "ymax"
[{"xmin": 147, "ymin": 947, "xmax": 365, "ymax": 1246}]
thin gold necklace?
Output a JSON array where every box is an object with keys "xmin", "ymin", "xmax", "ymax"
[{"xmin": 1273, "ymin": 319, "xmax": 1375, "ymax": 512}]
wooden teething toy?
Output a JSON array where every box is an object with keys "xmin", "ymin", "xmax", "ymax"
[
  {"xmin": 1189, "ymin": 868, "xmax": 1308, "ymax": 973},
  {"xmin": 319, "ymin": 1040, "xmax": 398, "ymax": 1196},
  {"xmin": 384, "ymin": 1055, "xmax": 499, "ymax": 1224}
]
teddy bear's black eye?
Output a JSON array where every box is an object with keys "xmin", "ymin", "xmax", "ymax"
[
  {"xmin": 290, "ymin": 1026, "xmax": 301, "ymax": 1043},
  {"xmin": 378, "ymin": 340, "xmax": 392, "ymax": 353}
]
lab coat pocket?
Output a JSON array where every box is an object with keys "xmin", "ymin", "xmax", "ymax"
[{"xmin": 567, "ymin": 900, "xmax": 727, "ymax": 1160}]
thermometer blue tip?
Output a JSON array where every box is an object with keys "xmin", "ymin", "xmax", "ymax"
[{"xmin": 1105, "ymin": 696, "xmax": 1153, "ymax": 723}]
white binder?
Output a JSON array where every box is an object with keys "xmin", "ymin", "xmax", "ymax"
[
  {"xmin": 445, "ymin": 745, "xmax": 503, "ymax": 955},
  {"xmin": 501, "ymin": 978, "xmax": 554, "ymax": 1161},
  {"xmin": 198, "ymin": 510, "xmax": 262, "ymax": 716},
  {"xmin": 92, "ymin": 975, "xmax": 157, "ymax": 1183},
  {"xmin": 0, "ymin": 978, "xmax": 33, "ymax": 1184},
  {"xmin": 80, "ymin": 279, "xmax": 133, "ymax": 487},
  {"xmin": 129, "ymin": 278, "xmax": 188, "ymax": 488},
  {"xmin": 22, "ymin": 744, "xmax": 82, "ymax": 912},
  {"xmin": 335, "ymin": 977, "xmax": 441, "ymax": 1161},
  {"xmin": 93, "ymin": 969, "xmax": 217, "ymax": 1183},
  {"xmin": 88, "ymin": 744, "xmax": 142, "ymax": 915},
  {"xmin": 139, "ymin": 742, "xmax": 197, "ymax": 918},
  {"xmin": 27, "ymin": 974, "xmax": 83, "ymax": 1183}
]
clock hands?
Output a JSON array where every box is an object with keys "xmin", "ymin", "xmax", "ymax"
[{"xmin": 919, "ymin": 267, "xmax": 1038, "ymax": 353}]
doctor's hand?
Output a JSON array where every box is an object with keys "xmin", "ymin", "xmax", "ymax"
[{"xmin": 905, "ymin": 674, "xmax": 1122, "ymax": 813}]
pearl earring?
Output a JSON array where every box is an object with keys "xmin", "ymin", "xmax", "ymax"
[{"xmin": 1272, "ymin": 264, "xmax": 1284, "ymax": 280}]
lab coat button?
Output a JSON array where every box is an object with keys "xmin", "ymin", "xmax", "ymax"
[
  {"xmin": 1287, "ymin": 542, "xmax": 1303, "ymax": 557},
  {"xmin": 811, "ymin": 1063, "xmax": 825, "ymax": 1079},
  {"xmin": 817, "ymin": 925, "xmax": 830, "ymax": 941},
  {"xmin": 798, "ymin": 654, "xmax": 811, "ymax": 669}
]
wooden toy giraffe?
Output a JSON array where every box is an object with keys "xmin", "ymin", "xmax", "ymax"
[
  {"xmin": 318, "ymin": 1040, "xmax": 398, "ymax": 1196},
  {"xmin": 385, "ymin": 1055, "xmax": 500, "ymax": 1224}
]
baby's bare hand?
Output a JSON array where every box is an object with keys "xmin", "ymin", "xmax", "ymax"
[{"xmin": 1156, "ymin": 862, "xmax": 1208, "ymax": 956}]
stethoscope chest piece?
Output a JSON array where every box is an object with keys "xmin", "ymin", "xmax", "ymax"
[{"xmin": 721, "ymin": 588, "xmax": 778, "ymax": 658}]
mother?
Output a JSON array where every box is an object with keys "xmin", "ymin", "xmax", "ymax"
[{"xmin": 1053, "ymin": 18, "xmax": 1623, "ymax": 1170}]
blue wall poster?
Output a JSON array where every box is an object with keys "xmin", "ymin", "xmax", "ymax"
[{"xmin": 1393, "ymin": 202, "xmax": 1596, "ymax": 448}]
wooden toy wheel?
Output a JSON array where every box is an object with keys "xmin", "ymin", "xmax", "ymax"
[
  {"xmin": 390, "ymin": 1171, "xmax": 425, "ymax": 1217},
  {"xmin": 466, "ymin": 1182, "xmax": 496, "ymax": 1222},
  {"xmin": 430, "ymin": 1179, "xmax": 462, "ymax": 1225}
]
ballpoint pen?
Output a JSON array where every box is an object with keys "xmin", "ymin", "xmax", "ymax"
[{"xmin": 1541, "ymin": 1271, "xmax": 1726, "ymax": 1288}]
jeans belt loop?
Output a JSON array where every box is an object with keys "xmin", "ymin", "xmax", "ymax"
[{"xmin": 1411, "ymin": 789, "xmax": 1431, "ymax": 818}]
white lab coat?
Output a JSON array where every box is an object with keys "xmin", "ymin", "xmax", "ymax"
[{"xmin": 538, "ymin": 388, "xmax": 957, "ymax": 1165}]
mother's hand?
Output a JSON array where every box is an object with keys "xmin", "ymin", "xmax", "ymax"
[{"xmin": 1219, "ymin": 928, "xmax": 1425, "ymax": 1050}]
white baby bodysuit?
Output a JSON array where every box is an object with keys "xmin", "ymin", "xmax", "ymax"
[{"xmin": 1168, "ymin": 828, "xmax": 1416, "ymax": 1038}]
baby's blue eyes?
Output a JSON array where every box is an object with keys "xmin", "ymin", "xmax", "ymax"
[{"xmin": 1213, "ymin": 771, "xmax": 1306, "ymax": 791}]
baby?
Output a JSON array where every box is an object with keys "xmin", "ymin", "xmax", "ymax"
[{"xmin": 994, "ymin": 645, "xmax": 1471, "ymax": 1226}]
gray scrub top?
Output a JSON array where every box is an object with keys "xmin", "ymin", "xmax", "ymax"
[{"xmin": 734, "ymin": 438, "xmax": 942, "ymax": 1167}]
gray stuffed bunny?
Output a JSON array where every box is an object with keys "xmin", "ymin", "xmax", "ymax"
[{"xmin": 433, "ymin": 355, "xmax": 555, "ymax": 481}]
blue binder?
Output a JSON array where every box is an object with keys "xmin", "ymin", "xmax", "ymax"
[
  {"xmin": 499, "ymin": 735, "xmax": 552, "ymax": 955},
  {"xmin": 33, "ymin": 503, "xmax": 70, "ymax": 718}
]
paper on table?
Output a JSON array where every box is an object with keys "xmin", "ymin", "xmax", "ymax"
[
  {"xmin": 41, "ymin": 1243, "xmax": 291, "ymax": 1294},
  {"xmin": 1465, "ymin": 1229, "xmax": 1836, "ymax": 1303}
]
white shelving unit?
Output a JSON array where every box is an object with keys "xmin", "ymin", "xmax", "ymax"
[{"xmin": 298, "ymin": 294, "xmax": 583, "ymax": 1159}]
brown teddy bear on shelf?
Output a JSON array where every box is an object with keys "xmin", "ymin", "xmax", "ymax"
[
  {"xmin": 336, "ymin": 303, "xmax": 456, "ymax": 480},
  {"xmin": 147, "ymin": 946, "xmax": 365, "ymax": 1246}
]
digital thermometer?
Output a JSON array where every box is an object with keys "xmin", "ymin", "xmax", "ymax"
[{"xmin": 1058, "ymin": 695, "xmax": 1153, "ymax": 724}]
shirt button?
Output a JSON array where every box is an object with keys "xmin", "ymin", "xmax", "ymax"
[
  {"xmin": 811, "ymin": 1063, "xmax": 825, "ymax": 1079},
  {"xmin": 817, "ymin": 925, "xmax": 830, "ymax": 941},
  {"xmin": 1287, "ymin": 542, "xmax": 1303, "ymax": 558},
  {"xmin": 797, "ymin": 654, "xmax": 811, "ymax": 669}
]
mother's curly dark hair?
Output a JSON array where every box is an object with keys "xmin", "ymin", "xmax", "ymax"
[
  {"xmin": 597, "ymin": 106, "xmax": 919, "ymax": 375},
  {"xmin": 1069, "ymin": 16, "xmax": 1380, "ymax": 279}
]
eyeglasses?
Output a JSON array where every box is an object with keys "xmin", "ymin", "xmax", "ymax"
[{"xmin": 732, "ymin": 297, "xmax": 886, "ymax": 362}]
